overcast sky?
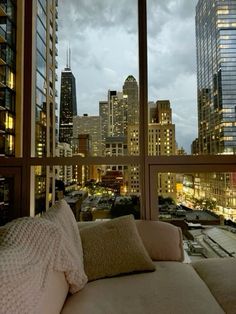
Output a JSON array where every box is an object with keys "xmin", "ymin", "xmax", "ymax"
[{"xmin": 57, "ymin": 0, "xmax": 199, "ymax": 153}]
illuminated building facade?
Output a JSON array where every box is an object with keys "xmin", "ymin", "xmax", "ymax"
[
  {"xmin": 0, "ymin": 1, "xmax": 16, "ymax": 157},
  {"xmin": 107, "ymin": 90, "xmax": 128, "ymax": 137},
  {"xmin": 34, "ymin": 0, "xmax": 58, "ymax": 213},
  {"xmin": 73, "ymin": 114, "xmax": 102, "ymax": 157},
  {"xmin": 71, "ymin": 134, "xmax": 90, "ymax": 185},
  {"xmin": 59, "ymin": 51, "xmax": 77, "ymax": 145},
  {"xmin": 128, "ymin": 100, "xmax": 176, "ymax": 198},
  {"xmin": 195, "ymin": 0, "xmax": 236, "ymax": 220},
  {"xmin": 196, "ymin": 0, "xmax": 236, "ymax": 154},
  {"xmin": 56, "ymin": 142, "xmax": 73, "ymax": 185},
  {"xmin": 123, "ymin": 75, "xmax": 139, "ymax": 126},
  {"xmin": 99, "ymin": 100, "xmax": 108, "ymax": 154},
  {"xmin": 0, "ymin": 0, "xmax": 58, "ymax": 221}
]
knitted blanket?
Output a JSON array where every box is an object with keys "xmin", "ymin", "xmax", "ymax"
[{"xmin": 0, "ymin": 200, "xmax": 87, "ymax": 314}]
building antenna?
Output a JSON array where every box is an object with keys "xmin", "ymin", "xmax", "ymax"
[
  {"xmin": 69, "ymin": 45, "xmax": 71, "ymax": 69},
  {"xmin": 66, "ymin": 44, "xmax": 71, "ymax": 69},
  {"xmin": 66, "ymin": 45, "xmax": 69, "ymax": 68}
]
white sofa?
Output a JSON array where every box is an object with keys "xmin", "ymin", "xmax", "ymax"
[
  {"xmin": 41, "ymin": 221, "xmax": 236, "ymax": 314},
  {"xmin": 1, "ymin": 200, "xmax": 236, "ymax": 314}
]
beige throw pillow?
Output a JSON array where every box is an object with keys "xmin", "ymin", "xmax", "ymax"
[
  {"xmin": 135, "ymin": 220, "xmax": 184, "ymax": 261},
  {"xmin": 80, "ymin": 215, "xmax": 155, "ymax": 281}
]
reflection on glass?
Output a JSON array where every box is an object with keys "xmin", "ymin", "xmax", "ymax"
[
  {"xmin": 0, "ymin": 175, "xmax": 12, "ymax": 226},
  {"xmin": 35, "ymin": 166, "xmax": 46, "ymax": 215}
]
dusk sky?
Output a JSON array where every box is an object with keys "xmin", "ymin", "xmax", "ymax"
[{"xmin": 57, "ymin": 0, "xmax": 199, "ymax": 153}]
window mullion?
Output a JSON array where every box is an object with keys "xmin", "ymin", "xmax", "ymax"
[{"xmin": 138, "ymin": 0, "xmax": 149, "ymax": 219}]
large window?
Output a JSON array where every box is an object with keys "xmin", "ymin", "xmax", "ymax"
[{"xmin": 1, "ymin": 0, "xmax": 236, "ymax": 227}]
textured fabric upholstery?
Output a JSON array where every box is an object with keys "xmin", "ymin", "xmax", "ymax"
[
  {"xmin": 61, "ymin": 262, "xmax": 224, "ymax": 314},
  {"xmin": 41, "ymin": 199, "xmax": 88, "ymax": 292},
  {"xmin": 135, "ymin": 220, "xmax": 184, "ymax": 261},
  {"xmin": 78, "ymin": 219, "xmax": 184, "ymax": 262},
  {"xmin": 80, "ymin": 215, "xmax": 155, "ymax": 281},
  {"xmin": 37, "ymin": 271, "xmax": 69, "ymax": 314},
  {"xmin": 192, "ymin": 257, "xmax": 236, "ymax": 314}
]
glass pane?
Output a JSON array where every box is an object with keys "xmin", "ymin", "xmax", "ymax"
[
  {"xmin": 58, "ymin": 0, "xmax": 139, "ymax": 156},
  {"xmin": 155, "ymin": 171, "xmax": 236, "ymax": 261},
  {"xmin": 155, "ymin": 172, "xmax": 236, "ymax": 224},
  {"xmin": 32, "ymin": 163, "xmax": 140, "ymax": 221},
  {"xmin": 147, "ymin": 0, "xmax": 236, "ymax": 156},
  {"xmin": 0, "ymin": 174, "xmax": 14, "ymax": 225},
  {"xmin": 35, "ymin": 166, "xmax": 47, "ymax": 215}
]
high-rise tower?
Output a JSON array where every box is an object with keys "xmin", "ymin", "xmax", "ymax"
[
  {"xmin": 196, "ymin": 0, "xmax": 236, "ymax": 154},
  {"xmin": 59, "ymin": 49, "xmax": 77, "ymax": 144},
  {"xmin": 195, "ymin": 0, "xmax": 236, "ymax": 220},
  {"xmin": 0, "ymin": 0, "xmax": 58, "ymax": 223},
  {"xmin": 127, "ymin": 100, "xmax": 176, "ymax": 197},
  {"xmin": 123, "ymin": 75, "xmax": 139, "ymax": 126}
]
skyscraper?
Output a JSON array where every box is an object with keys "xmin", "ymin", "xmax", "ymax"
[
  {"xmin": 127, "ymin": 100, "xmax": 176, "ymax": 197},
  {"xmin": 99, "ymin": 100, "xmax": 109, "ymax": 153},
  {"xmin": 123, "ymin": 75, "xmax": 139, "ymax": 126},
  {"xmin": 0, "ymin": 0, "xmax": 58, "ymax": 223},
  {"xmin": 0, "ymin": 1, "xmax": 16, "ymax": 158},
  {"xmin": 196, "ymin": 0, "xmax": 236, "ymax": 154},
  {"xmin": 195, "ymin": 0, "xmax": 236, "ymax": 220},
  {"xmin": 73, "ymin": 114, "xmax": 102, "ymax": 157},
  {"xmin": 59, "ymin": 50, "xmax": 77, "ymax": 144}
]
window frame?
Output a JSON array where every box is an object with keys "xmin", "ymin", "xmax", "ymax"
[{"xmin": 1, "ymin": 0, "xmax": 236, "ymax": 220}]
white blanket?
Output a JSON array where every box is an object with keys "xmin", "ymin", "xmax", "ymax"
[{"xmin": 0, "ymin": 200, "xmax": 87, "ymax": 314}]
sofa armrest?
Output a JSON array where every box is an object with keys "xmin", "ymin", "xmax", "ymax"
[
  {"xmin": 192, "ymin": 257, "xmax": 236, "ymax": 313},
  {"xmin": 135, "ymin": 220, "xmax": 184, "ymax": 261},
  {"xmin": 37, "ymin": 271, "xmax": 69, "ymax": 314}
]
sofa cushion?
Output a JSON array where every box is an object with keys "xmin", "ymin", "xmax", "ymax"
[
  {"xmin": 61, "ymin": 261, "xmax": 224, "ymax": 314},
  {"xmin": 80, "ymin": 215, "xmax": 155, "ymax": 281},
  {"xmin": 78, "ymin": 219, "xmax": 184, "ymax": 262},
  {"xmin": 41, "ymin": 199, "xmax": 88, "ymax": 292},
  {"xmin": 192, "ymin": 257, "xmax": 236, "ymax": 313},
  {"xmin": 135, "ymin": 220, "xmax": 184, "ymax": 261}
]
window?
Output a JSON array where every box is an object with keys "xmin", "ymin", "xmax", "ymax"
[{"xmin": 0, "ymin": 0, "xmax": 236, "ymax": 228}]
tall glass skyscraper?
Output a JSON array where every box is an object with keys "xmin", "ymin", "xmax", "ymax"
[
  {"xmin": 195, "ymin": 0, "xmax": 236, "ymax": 219},
  {"xmin": 59, "ymin": 52, "xmax": 77, "ymax": 145},
  {"xmin": 0, "ymin": 0, "xmax": 58, "ymax": 223},
  {"xmin": 0, "ymin": 1, "xmax": 16, "ymax": 157},
  {"xmin": 196, "ymin": 0, "xmax": 236, "ymax": 154}
]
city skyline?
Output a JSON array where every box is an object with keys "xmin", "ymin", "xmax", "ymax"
[{"xmin": 57, "ymin": 0, "xmax": 198, "ymax": 152}]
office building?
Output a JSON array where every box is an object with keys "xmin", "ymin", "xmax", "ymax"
[
  {"xmin": 72, "ymin": 134, "xmax": 90, "ymax": 185},
  {"xmin": 0, "ymin": 1, "xmax": 16, "ymax": 158},
  {"xmin": 196, "ymin": 0, "xmax": 236, "ymax": 154},
  {"xmin": 123, "ymin": 75, "xmax": 139, "ymax": 126},
  {"xmin": 100, "ymin": 76, "xmax": 139, "ymax": 143},
  {"xmin": 59, "ymin": 50, "xmax": 77, "ymax": 145},
  {"xmin": 55, "ymin": 142, "xmax": 73, "ymax": 185},
  {"xmin": 195, "ymin": 0, "xmax": 236, "ymax": 220},
  {"xmin": 107, "ymin": 90, "xmax": 128, "ymax": 137},
  {"xmin": 104, "ymin": 136, "xmax": 128, "ymax": 182},
  {"xmin": 2, "ymin": 0, "xmax": 58, "ymax": 221},
  {"xmin": 73, "ymin": 114, "xmax": 102, "ymax": 156},
  {"xmin": 99, "ymin": 100, "xmax": 109, "ymax": 154},
  {"xmin": 0, "ymin": 0, "xmax": 58, "ymax": 220},
  {"xmin": 127, "ymin": 100, "xmax": 176, "ymax": 198}
]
